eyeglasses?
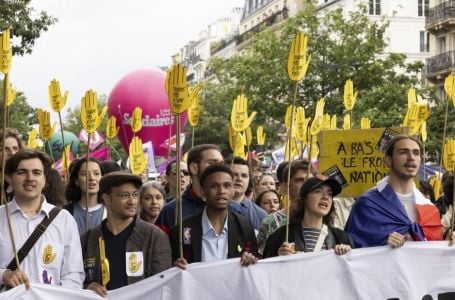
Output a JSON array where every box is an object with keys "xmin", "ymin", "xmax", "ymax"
[
  {"xmin": 111, "ymin": 192, "xmax": 139, "ymax": 200},
  {"xmin": 170, "ymin": 169, "xmax": 190, "ymax": 176}
]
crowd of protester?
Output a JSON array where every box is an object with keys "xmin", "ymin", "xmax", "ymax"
[{"xmin": 1, "ymin": 128, "xmax": 455, "ymax": 296}]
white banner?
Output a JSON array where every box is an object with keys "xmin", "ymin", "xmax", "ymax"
[{"xmin": 2, "ymin": 242, "xmax": 455, "ymax": 300}]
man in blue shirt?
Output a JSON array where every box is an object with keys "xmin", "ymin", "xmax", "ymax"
[{"xmin": 225, "ymin": 157, "xmax": 267, "ymax": 230}]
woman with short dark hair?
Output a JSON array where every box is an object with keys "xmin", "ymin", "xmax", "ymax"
[{"xmin": 263, "ymin": 174, "xmax": 354, "ymax": 258}]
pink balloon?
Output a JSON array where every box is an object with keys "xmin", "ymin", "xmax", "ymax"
[{"xmin": 108, "ymin": 69, "xmax": 187, "ymax": 156}]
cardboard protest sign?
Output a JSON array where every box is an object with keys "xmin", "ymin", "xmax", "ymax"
[{"xmin": 318, "ymin": 127, "xmax": 406, "ymax": 197}]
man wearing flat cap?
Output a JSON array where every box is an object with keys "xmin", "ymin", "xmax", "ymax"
[{"xmin": 81, "ymin": 171, "xmax": 172, "ymax": 297}]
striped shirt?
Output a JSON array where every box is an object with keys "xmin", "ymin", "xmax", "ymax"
[{"xmin": 302, "ymin": 227, "xmax": 327, "ymax": 252}]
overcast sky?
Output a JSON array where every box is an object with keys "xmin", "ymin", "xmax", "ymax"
[{"xmin": 11, "ymin": 0, "xmax": 243, "ymax": 119}]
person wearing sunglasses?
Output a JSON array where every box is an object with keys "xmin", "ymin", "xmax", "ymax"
[{"xmin": 165, "ymin": 160, "xmax": 190, "ymax": 201}]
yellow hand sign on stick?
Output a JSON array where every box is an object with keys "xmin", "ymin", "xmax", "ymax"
[
  {"xmin": 130, "ymin": 107, "xmax": 143, "ymax": 133},
  {"xmin": 343, "ymin": 114, "xmax": 351, "ymax": 130},
  {"xmin": 443, "ymin": 138, "xmax": 455, "ymax": 172},
  {"xmin": 444, "ymin": 73, "xmax": 455, "ymax": 107},
  {"xmin": 285, "ymin": 105, "xmax": 296, "ymax": 129},
  {"xmin": 257, "ymin": 126, "xmax": 266, "ymax": 146},
  {"xmin": 99, "ymin": 237, "xmax": 110, "ymax": 287},
  {"xmin": 343, "ymin": 79, "xmax": 358, "ymax": 111},
  {"xmin": 360, "ymin": 117, "xmax": 371, "ymax": 129},
  {"xmin": 81, "ymin": 90, "xmax": 107, "ymax": 133},
  {"xmin": 5, "ymin": 76, "xmax": 16, "ymax": 106},
  {"xmin": 231, "ymin": 93, "xmax": 257, "ymax": 132},
  {"xmin": 165, "ymin": 64, "xmax": 201, "ymax": 115},
  {"xmin": 296, "ymin": 107, "xmax": 308, "ymax": 141},
  {"xmin": 48, "ymin": 79, "xmax": 68, "ymax": 113},
  {"xmin": 106, "ymin": 116, "xmax": 119, "ymax": 139},
  {"xmin": 428, "ymin": 175, "xmax": 442, "ymax": 200},
  {"xmin": 309, "ymin": 98, "xmax": 325, "ymax": 136},
  {"xmin": 287, "ymin": 32, "xmax": 311, "ymax": 81},
  {"xmin": 407, "ymin": 87, "xmax": 417, "ymax": 107},
  {"xmin": 188, "ymin": 93, "xmax": 201, "ymax": 127},
  {"xmin": 0, "ymin": 29, "xmax": 12, "ymax": 74},
  {"xmin": 61, "ymin": 145, "xmax": 72, "ymax": 171},
  {"xmin": 37, "ymin": 109, "xmax": 54, "ymax": 141},
  {"xmin": 330, "ymin": 114, "xmax": 337, "ymax": 130},
  {"xmin": 421, "ymin": 121, "xmax": 427, "ymax": 142},
  {"xmin": 129, "ymin": 136, "xmax": 148, "ymax": 175},
  {"xmin": 322, "ymin": 113, "xmax": 331, "ymax": 130},
  {"xmin": 27, "ymin": 128, "xmax": 38, "ymax": 149},
  {"xmin": 245, "ymin": 127, "xmax": 253, "ymax": 146}
]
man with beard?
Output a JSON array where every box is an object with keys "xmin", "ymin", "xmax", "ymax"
[
  {"xmin": 345, "ymin": 136, "xmax": 443, "ymax": 248},
  {"xmin": 81, "ymin": 172, "xmax": 171, "ymax": 297}
]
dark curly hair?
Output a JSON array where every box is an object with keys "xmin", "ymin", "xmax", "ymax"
[{"xmin": 65, "ymin": 157, "xmax": 104, "ymax": 203}]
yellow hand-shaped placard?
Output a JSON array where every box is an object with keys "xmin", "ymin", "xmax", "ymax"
[
  {"xmin": 48, "ymin": 79, "xmax": 68, "ymax": 112},
  {"xmin": 231, "ymin": 93, "xmax": 257, "ymax": 132},
  {"xmin": 130, "ymin": 107, "xmax": 143, "ymax": 133},
  {"xmin": 99, "ymin": 238, "xmax": 110, "ymax": 286},
  {"xmin": 0, "ymin": 29, "xmax": 12, "ymax": 74},
  {"xmin": 129, "ymin": 136, "xmax": 148, "ymax": 175},
  {"xmin": 228, "ymin": 126, "xmax": 237, "ymax": 151},
  {"xmin": 287, "ymin": 32, "xmax": 311, "ymax": 81},
  {"xmin": 310, "ymin": 141, "xmax": 319, "ymax": 160},
  {"xmin": 38, "ymin": 109, "xmax": 54, "ymax": 141},
  {"xmin": 429, "ymin": 175, "xmax": 442, "ymax": 200},
  {"xmin": 443, "ymin": 138, "xmax": 455, "ymax": 172},
  {"xmin": 5, "ymin": 76, "xmax": 16, "ymax": 106},
  {"xmin": 285, "ymin": 105, "xmax": 295, "ymax": 129},
  {"xmin": 444, "ymin": 73, "xmax": 455, "ymax": 106},
  {"xmin": 257, "ymin": 126, "xmax": 266, "ymax": 145},
  {"xmin": 245, "ymin": 127, "xmax": 253, "ymax": 146},
  {"xmin": 421, "ymin": 121, "xmax": 427, "ymax": 142},
  {"xmin": 407, "ymin": 87, "xmax": 417, "ymax": 107},
  {"xmin": 343, "ymin": 114, "xmax": 351, "ymax": 130},
  {"xmin": 296, "ymin": 107, "xmax": 308, "ymax": 141},
  {"xmin": 81, "ymin": 90, "xmax": 107, "ymax": 133},
  {"xmin": 42, "ymin": 244, "xmax": 56, "ymax": 265},
  {"xmin": 27, "ymin": 128, "xmax": 38, "ymax": 149},
  {"xmin": 343, "ymin": 79, "xmax": 357, "ymax": 111},
  {"xmin": 188, "ymin": 93, "xmax": 201, "ymax": 127},
  {"xmin": 322, "ymin": 113, "xmax": 331, "ymax": 130},
  {"xmin": 285, "ymin": 138, "xmax": 298, "ymax": 160},
  {"xmin": 330, "ymin": 115, "xmax": 337, "ymax": 130},
  {"xmin": 128, "ymin": 253, "xmax": 142, "ymax": 274},
  {"xmin": 106, "ymin": 116, "xmax": 119, "ymax": 139},
  {"xmin": 234, "ymin": 132, "xmax": 247, "ymax": 159},
  {"xmin": 61, "ymin": 145, "xmax": 72, "ymax": 171},
  {"xmin": 402, "ymin": 103, "xmax": 418, "ymax": 131},
  {"xmin": 360, "ymin": 117, "xmax": 371, "ymax": 129},
  {"xmin": 309, "ymin": 98, "xmax": 325, "ymax": 136},
  {"xmin": 165, "ymin": 64, "xmax": 198, "ymax": 115}
]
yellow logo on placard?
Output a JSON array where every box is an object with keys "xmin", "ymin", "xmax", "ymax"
[
  {"xmin": 128, "ymin": 253, "xmax": 142, "ymax": 274},
  {"xmin": 43, "ymin": 244, "xmax": 56, "ymax": 265}
]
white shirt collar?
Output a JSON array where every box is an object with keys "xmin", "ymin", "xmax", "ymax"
[{"xmin": 9, "ymin": 195, "xmax": 53, "ymax": 218}]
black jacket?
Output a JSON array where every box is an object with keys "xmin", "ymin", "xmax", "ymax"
[
  {"xmin": 170, "ymin": 211, "xmax": 258, "ymax": 263},
  {"xmin": 263, "ymin": 223, "xmax": 354, "ymax": 258}
]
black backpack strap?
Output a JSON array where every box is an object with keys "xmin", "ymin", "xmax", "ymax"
[{"xmin": 6, "ymin": 207, "xmax": 61, "ymax": 271}]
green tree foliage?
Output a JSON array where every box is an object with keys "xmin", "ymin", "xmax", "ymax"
[
  {"xmin": 0, "ymin": 0, "xmax": 57, "ymax": 56},
  {"xmin": 0, "ymin": 81, "xmax": 37, "ymax": 140},
  {"xmin": 189, "ymin": 1, "xmax": 440, "ymax": 158}
]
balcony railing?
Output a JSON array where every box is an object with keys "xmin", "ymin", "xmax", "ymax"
[
  {"xmin": 426, "ymin": 50, "xmax": 455, "ymax": 75},
  {"xmin": 211, "ymin": 8, "xmax": 288, "ymax": 56},
  {"xmin": 426, "ymin": 0, "xmax": 455, "ymax": 28}
]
